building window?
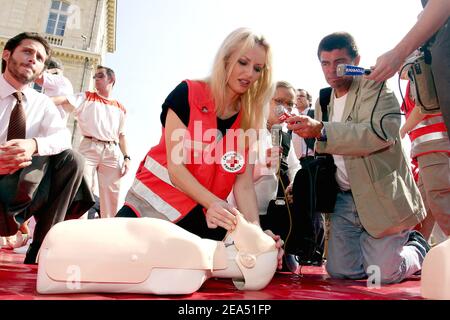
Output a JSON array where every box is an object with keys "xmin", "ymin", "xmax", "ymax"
[{"xmin": 45, "ymin": 0, "xmax": 70, "ymax": 36}]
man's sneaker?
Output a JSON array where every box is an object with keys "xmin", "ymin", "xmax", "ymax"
[
  {"xmin": 406, "ymin": 230, "xmax": 431, "ymax": 259},
  {"xmin": 278, "ymin": 254, "xmax": 299, "ymax": 273},
  {"xmin": 295, "ymin": 249, "xmax": 324, "ymax": 267},
  {"xmin": 5, "ymin": 232, "xmax": 29, "ymax": 250},
  {"xmin": 284, "ymin": 254, "xmax": 300, "ymax": 273}
]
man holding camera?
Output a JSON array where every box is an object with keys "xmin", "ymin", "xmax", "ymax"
[
  {"xmin": 368, "ymin": 0, "xmax": 450, "ymax": 236},
  {"xmin": 287, "ymin": 32, "xmax": 427, "ymax": 284}
]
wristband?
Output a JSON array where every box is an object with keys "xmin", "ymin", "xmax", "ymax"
[{"xmin": 317, "ymin": 122, "xmax": 327, "ymax": 141}]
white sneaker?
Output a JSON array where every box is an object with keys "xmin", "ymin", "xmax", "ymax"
[
  {"xmin": 3, "ymin": 232, "xmax": 30, "ymax": 250},
  {"xmin": 13, "ymin": 241, "xmax": 31, "ymax": 254}
]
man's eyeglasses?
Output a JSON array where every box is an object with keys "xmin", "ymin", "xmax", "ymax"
[
  {"xmin": 93, "ymin": 73, "xmax": 106, "ymax": 79},
  {"xmin": 273, "ymin": 98, "xmax": 294, "ymax": 108}
]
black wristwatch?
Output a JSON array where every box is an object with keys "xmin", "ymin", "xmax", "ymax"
[{"xmin": 124, "ymin": 155, "xmax": 131, "ymax": 161}]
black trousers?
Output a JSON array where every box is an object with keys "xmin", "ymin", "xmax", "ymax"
[
  {"xmin": 0, "ymin": 149, "xmax": 95, "ymax": 245},
  {"xmin": 117, "ymin": 204, "xmax": 227, "ymax": 241}
]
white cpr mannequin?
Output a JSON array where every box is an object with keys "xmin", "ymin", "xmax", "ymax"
[
  {"xmin": 37, "ymin": 215, "xmax": 278, "ymax": 295},
  {"xmin": 421, "ymin": 237, "xmax": 450, "ymax": 300}
]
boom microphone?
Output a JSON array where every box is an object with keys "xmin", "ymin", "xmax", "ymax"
[
  {"xmin": 271, "ymin": 124, "xmax": 282, "ymax": 147},
  {"xmin": 336, "ymin": 64, "xmax": 371, "ymax": 77}
]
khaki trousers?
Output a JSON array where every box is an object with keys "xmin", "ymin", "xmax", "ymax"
[
  {"xmin": 79, "ymin": 138, "xmax": 121, "ymax": 218},
  {"xmin": 417, "ymin": 152, "xmax": 450, "ymax": 236}
]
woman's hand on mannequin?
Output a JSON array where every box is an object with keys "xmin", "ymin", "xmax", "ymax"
[
  {"xmin": 264, "ymin": 229, "xmax": 285, "ymax": 270},
  {"xmin": 205, "ymin": 201, "xmax": 239, "ymax": 231}
]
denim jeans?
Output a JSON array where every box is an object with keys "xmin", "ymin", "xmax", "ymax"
[{"xmin": 326, "ymin": 192, "xmax": 422, "ymax": 284}]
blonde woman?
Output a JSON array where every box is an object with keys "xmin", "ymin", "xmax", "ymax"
[{"xmin": 117, "ymin": 28, "xmax": 283, "ymax": 268}]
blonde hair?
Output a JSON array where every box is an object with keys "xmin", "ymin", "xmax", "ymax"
[{"xmin": 208, "ymin": 28, "xmax": 273, "ymax": 132}]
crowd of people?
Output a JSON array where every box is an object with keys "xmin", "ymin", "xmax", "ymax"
[{"xmin": 0, "ymin": 0, "xmax": 449, "ymax": 286}]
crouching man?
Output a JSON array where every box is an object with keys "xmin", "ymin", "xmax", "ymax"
[
  {"xmin": 0, "ymin": 32, "xmax": 94, "ymax": 264},
  {"xmin": 287, "ymin": 32, "xmax": 428, "ymax": 283}
]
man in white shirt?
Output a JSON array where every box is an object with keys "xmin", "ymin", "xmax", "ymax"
[
  {"xmin": 291, "ymin": 88, "xmax": 315, "ymax": 166},
  {"xmin": 0, "ymin": 32, "xmax": 94, "ymax": 264},
  {"xmin": 34, "ymin": 57, "xmax": 73, "ymax": 122},
  {"xmin": 54, "ymin": 66, "xmax": 130, "ymax": 218},
  {"xmin": 4, "ymin": 57, "xmax": 76, "ymax": 247},
  {"xmin": 229, "ymin": 81, "xmax": 300, "ymax": 216},
  {"xmin": 287, "ymin": 32, "xmax": 427, "ymax": 283},
  {"xmin": 228, "ymin": 81, "xmax": 300, "ymax": 271}
]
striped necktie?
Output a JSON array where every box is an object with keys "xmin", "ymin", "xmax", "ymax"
[{"xmin": 7, "ymin": 92, "xmax": 26, "ymax": 140}]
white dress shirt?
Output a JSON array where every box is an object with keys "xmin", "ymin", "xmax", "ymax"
[
  {"xmin": 42, "ymin": 72, "xmax": 74, "ymax": 97},
  {"xmin": 0, "ymin": 75, "xmax": 71, "ymax": 156},
  {"xmin": 292, "ymin": 107, "xmax": 315, "ymax": 159},
  {"xmin": 42, "ymin": 72, "xmax": 74, "ymax": 121},
  {"xmin": 331, "ymin": 93, "xmax": 351, "ymax": 191}
]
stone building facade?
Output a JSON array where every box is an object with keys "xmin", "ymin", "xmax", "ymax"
[{"xmin": 0, "ymin": 0, "xmax": 117, "ymax": 145}]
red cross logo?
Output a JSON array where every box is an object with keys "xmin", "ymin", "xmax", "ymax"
[
  {"xmin": 221, "ymin": 151, "xmax": 244, "ymax": 173},
  {"xmin": 226, "ymin": 155, "xmax": 239, "ymax": 168}
]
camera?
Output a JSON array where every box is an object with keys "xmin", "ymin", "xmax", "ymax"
[{"xmin": 404, "ymin": 51, "xmax": 440, "ymax": 114}]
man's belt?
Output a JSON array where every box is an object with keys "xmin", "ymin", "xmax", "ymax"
[{"xmin": 84, "ymin": 136, "xmax": 117, "ymax": 145}]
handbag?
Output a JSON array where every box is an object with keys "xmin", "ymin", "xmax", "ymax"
[
  {"xmin": 293, "ymin": 154, "xmax": 338, "ymax": 214},
  {"xmin": 262, "ymin": 89, "xmax": 338, "ymax": 264},
  {"xmin": 301, "ymin": 87, "xmax": 339, "ymax": 213},
  {"xmin": 260, "ymin": 131, "xmax": 294, "ymax": 244},
  {"xmin": 282, "ymin": 88, "xmax": 337, "ymax": 263},
  {"xmin": 261, "ymin": 157, "xmax": 333, "ymax": 264},
  {"xmin": 260, "ymin": 197, "xmax": 292, "ymax": 245}
]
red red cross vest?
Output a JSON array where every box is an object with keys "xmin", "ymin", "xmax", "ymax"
[
  {"xmin": 128, "ymin": 80, "xmax": 247, "ymax": 222},
  {"xmin": 401, "ymin": 83, "xmax": 449, "ymax": 158}
]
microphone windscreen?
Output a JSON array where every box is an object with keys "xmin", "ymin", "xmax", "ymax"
[
  {"xmin": 336, "ymin": 64, "xmax": 347, "ymax": 77},
  {"xmin": 271, "ymin": 124, "xmax": 282, "ymax": 147},
  {"xmin": 274, "ymin": 105, "xmax": 285, "ymax": 117}
]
